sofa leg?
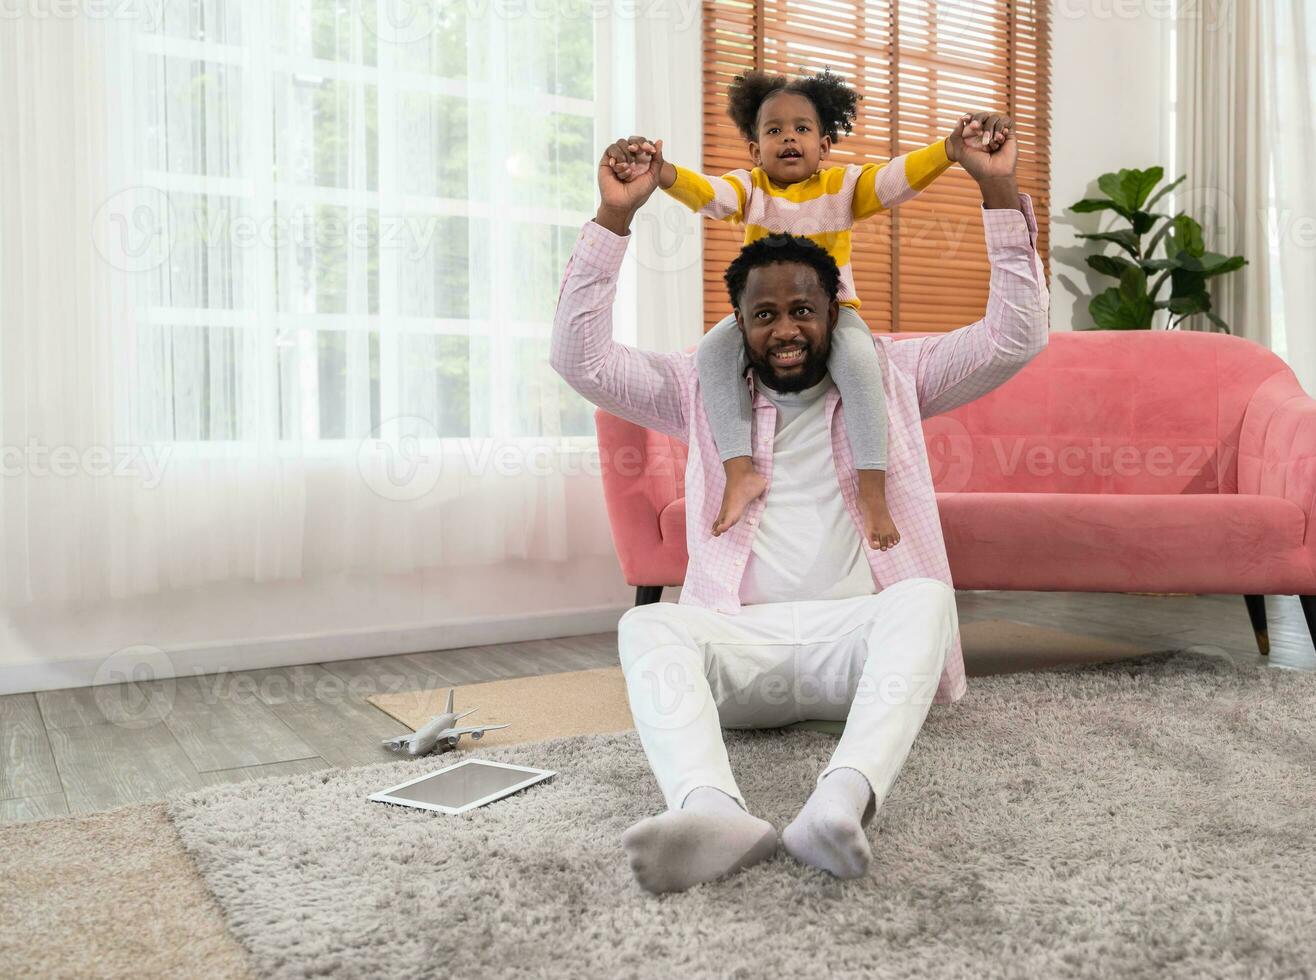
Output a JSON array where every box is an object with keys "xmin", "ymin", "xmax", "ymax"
[
  {"xmin": 1243, "ymin": 594, "xmax": 1270, "ymax": 656},
  {"xmin": 1300, "ymin": 595, "xmax": 1316, "ymax": 650},
  {"xmin": 635, "ymin": 586, "xmax": 663, "ymax": 606}
]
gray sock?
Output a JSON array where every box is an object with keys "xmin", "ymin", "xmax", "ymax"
[
  {"xmin": 620, "ymin": 786, "xmax": 778, "ymax": 895},
  {"xmin": 782, "ymin": 767, "xmax": 876, "ymax": 879}
]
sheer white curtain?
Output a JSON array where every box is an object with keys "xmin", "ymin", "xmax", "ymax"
[
  {"xmin": 0, "ymin": 1, "xmax": 633, "ymax": 606},
  {"xmin": 1174, "ymin": 0, "xmax": 1270, "ymax": 343},
  {"xmin": 1175, "ymin": 0, "xmax": 1315, "ymax": 394},
  {"xmin": 1264, "ymin": 1, "xmax": 1316, "ymax": 394}
]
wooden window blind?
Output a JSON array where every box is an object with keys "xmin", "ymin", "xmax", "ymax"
[{"xmin": 701, "ymin": 0, "xmax": 1050, "ymax": 333}]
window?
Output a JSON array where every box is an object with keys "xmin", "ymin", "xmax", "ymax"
[{"xmin": 131, "ymin": 0, "xmax": 602, "ymax": 444}]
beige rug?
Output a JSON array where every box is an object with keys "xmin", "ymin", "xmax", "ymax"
[
  {"xmin": 368, "ymin": 665, "xmax": 634, "ymax": 747},
  {"xmin": 0, "ymin": 803, "xmax": 254, "ymax": 979},
  {"xmin": 367, "ymin": 619, "xmax": 1151, "ymax": 738}
]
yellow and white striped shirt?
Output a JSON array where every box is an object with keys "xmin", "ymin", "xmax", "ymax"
[{"xmin": 663, "ymin": 139, "xmax": 954, "ymax": 308}]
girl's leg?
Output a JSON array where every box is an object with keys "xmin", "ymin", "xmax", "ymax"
[
  {"xmin": 829, "ymin": 307, "xmax": 900, "ymax": 551},
  {"xmin": 697, "ymin": 314, "xmax": 767, "ymax": 535}
]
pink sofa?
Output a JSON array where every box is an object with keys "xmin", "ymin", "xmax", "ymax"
[{"xmin": 596, "ymin": 330, "xmax": 1316, "ymax": 655}]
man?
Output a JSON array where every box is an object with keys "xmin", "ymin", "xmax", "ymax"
[{"xmin": 551, "ymin": 117, "xmax": 1049, "ymax": 894}]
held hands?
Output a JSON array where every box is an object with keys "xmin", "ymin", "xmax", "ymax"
[
  {"xmin": 597, "ymin": 136, "xmax": 670, "ymax": 230},
  {"xmin": 603, "ymin": 136, "xmax": 676, "ymax": 188},
  {"xmin": 945, "ymin": 111, "xmax": 1018, "ymax": 184}
]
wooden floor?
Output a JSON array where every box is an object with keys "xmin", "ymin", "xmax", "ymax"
[{"xmin": 2, "ymin": 591, "xmax": 1312, "ymax": 823}]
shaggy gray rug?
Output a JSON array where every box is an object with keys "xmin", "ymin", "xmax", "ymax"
[{"xmin": 169, "ymin": 649, "xmax": 1316, "ymax": 980}]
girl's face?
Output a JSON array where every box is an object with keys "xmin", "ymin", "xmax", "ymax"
[{"xmin": 749, "ymin": 91, "xmax": 832, "ymax": 185}]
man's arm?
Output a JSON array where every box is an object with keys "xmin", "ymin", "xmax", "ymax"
[
  {"xmin": 550, "ymin": 221, "xmax": 691, "ymax": 439},
  {"xmin": 905, "ymin": 130, "xmax": 1050, "ymax": 418},
  {"xmin": 913, "ymin": 192, "xmax": 1050, "ymax": 418},
  {"xmin": 550, "ymin": 141, "xmax": 692, "ymax": 439}
]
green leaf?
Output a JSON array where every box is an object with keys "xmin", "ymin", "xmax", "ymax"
[
  {"xmin": 1118, "ymin": 265, "xmax": 1148, "ymax": 304},
  {"xmin": 1076, "ymin": 228, "xmax": 1141, "ymax": 258},
  {"xmin": 1089, "ymin": 277, "xmax": 1154, "ymax": 331},
  {"xmin": 1166, "ymin": 214, "xmax": 1205, "ymax": 257},
  {"xmin": 1173, "ymin": 252, "xmax": 1246, "ymax": 278},
  {"xmin": 1169, "ymin": 269, "xmax": 1208, "ymax": 307},
  {"xmin": 1130, "ymin": 211, "xmax": 1161, "ymax": 235},
  {"xmin": 1097, "ymin": 167, "xmax": 1164, "ymax": 211},
  {"xmin": 1071, "ymin": 198, "xmax": 1119, "ymax": 213},
  {"xmin": 1168, "ymin": 293, "xmax": 1209, "ymax": 315},
  {"xmin": 1096, "ymin": 172, "xmax": 1132, "ymax": 209},
  {"xmin": 1090, "ymin": 288, "xmax": 1132, "ymax": 329},
  {"xmin": 1086, "ymin": 254, "xmax": 1134, "ymax": 278},
  {"xmin": 1126, "ymin": 167, "xmax": 1164, "ymax": 209},
  {"xmin": 1072, "ymin": 198, "xmax": 1135, "ymax": 223},
  {"xmin": 1204, "ymin": 255, "xmax": 1246, "ymax": 278},
  {"xmin": 1205, "ymin": 311, "xmax": 1231, "ymax": 334}
]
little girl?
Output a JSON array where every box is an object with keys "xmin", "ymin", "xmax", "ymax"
[{"xmin": 607, "ymin": 69, "xmax": 1009, "ymax": 551}]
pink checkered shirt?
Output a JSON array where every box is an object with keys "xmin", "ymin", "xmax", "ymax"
[{"xmin": 552, "ymin": 195, "xmax": 1050, "ymax": 703}]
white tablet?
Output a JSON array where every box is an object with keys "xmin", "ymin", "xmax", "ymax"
[{"xmin": 369, "ymin": 759, "xmax": 556, "ymax": 815}]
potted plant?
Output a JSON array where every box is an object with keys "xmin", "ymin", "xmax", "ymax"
[{"xmin": 1070, "ymin": 167, "xmax": 1247, "ymax": 332}]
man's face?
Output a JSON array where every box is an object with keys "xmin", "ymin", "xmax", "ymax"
[
  {"xmin": 749, "ymin": 91, "xmax": 831, "ymax": 185},
  {"xmin": 735, "ymin": 262, "xmax": 839, "ymax": 393}
]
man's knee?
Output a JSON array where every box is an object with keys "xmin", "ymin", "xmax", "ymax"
[
  {"xmin": 896, "ymin": 578, "xmax": 957, "ymax": 634},
  {"xmin": 617, "ymin": 604, "xmax": 699, "ymax": 672},
  {"xmin": 868, "ymin": 578, "xmax": 957, "ymax": 674},
  {"xmin": 883, "ymin": 577, "xmax": 956, "ymax": 613}
]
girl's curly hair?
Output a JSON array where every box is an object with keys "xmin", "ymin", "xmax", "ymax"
[{"xmin": 726, "ymin": 68, "xmax": 861, "ymax": 143}]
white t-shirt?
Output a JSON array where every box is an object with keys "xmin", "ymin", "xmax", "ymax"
[{"xmin": 738, "ymin": 374, "xmax": 876, "ymax": 606}]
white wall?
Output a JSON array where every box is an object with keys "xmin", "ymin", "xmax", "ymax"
[
  {"xmin": 1049, "ymin": 1, "xmax": 1176, "ymax": 331},
  {"xmin": 0, "ymin": 559, "xmax": 636, "ymax": 696}
]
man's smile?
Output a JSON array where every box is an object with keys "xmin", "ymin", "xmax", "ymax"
[{"xmin": 769, "ymin": 344, "xmax": 806, "ymax": 366}]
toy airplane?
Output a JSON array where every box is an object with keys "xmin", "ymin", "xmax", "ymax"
[{"xmin": 381, "ymin": 689, "xmax": 511, "ymax": 757}]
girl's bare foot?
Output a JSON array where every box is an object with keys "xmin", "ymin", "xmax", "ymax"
[
  {"xmin": 712, "ymin": 456, "xmax": 768, "ymax": 536},
  {"xmin": 857, "ymin": 469, "xmax": 900, "ymax": 551}
]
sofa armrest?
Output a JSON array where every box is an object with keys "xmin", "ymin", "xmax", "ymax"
[
  {"xmin": 594, "ymin": 408, "xmax": 688, "ymax": 585},
  {"xmin": 1239, "ymin": 369, "xmax": 1316, "ymax": 578}
]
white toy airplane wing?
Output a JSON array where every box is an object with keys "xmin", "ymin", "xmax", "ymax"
[{"xmin": 441, "ymin": 724, "xmax": 511, "ymax": 737}]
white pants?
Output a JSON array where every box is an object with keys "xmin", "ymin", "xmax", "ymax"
[{"xmin": 617, "ymin": 578, "xmax": 958, "ymax": 813}]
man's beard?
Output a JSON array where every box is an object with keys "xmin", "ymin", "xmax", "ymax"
[{"xmin": 744, "ymin": 331, "xmax": 832, "ymax": 393}]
